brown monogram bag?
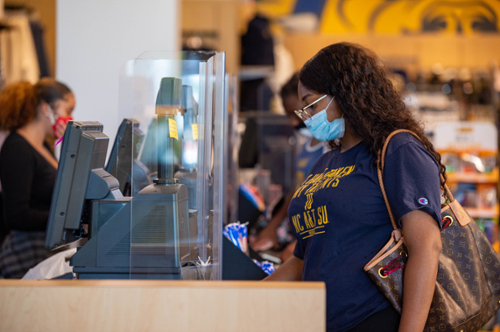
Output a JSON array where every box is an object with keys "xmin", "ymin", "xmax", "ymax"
[{"xmin": 364, "ymin": 129, "xmax": 500, "ymax": 332}]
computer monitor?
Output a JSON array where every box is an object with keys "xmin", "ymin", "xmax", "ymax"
[
  {"xmin": 137, "ymin": 118, "xmax": 159, "ymax": 178},
  {"xmin": 105, "ymin": 119, "xmax": 149, "ymax": 196},
  {"xmin": 45, "ymin": 121, "xmax": 122, "ymax": 250}
]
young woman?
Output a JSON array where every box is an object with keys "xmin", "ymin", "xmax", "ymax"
[
  {"xmin": 0, "ymin": 79, "xmax": 75, "ymax": 278},
  {"xmin": 38, "ymin": 77, "xmax": 75, "ymax": 140},
  {"xmin": 265, "ymin": 43, "xmax": 444, "ymax": 332}
]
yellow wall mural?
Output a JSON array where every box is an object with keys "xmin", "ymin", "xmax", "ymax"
[{"xmin": 257, "ymin": 0, "xmax": 500, "ymax": 35}]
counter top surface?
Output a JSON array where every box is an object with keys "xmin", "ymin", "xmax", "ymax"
[{"xmin": 0, "ymin": 279, "xmax": 325, "ymax": 289}]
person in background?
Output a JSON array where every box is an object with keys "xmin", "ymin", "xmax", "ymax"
[
  {"xmin": 0, "ymin": 79, "xmax": 74, "ymax": 278},
  {"xmin": 252, "ymin": 73, "xmax": 328, "ymax": 261},
  {"xmin": 265, "ymin": 43, "xmax": 443, "ymax": 332}
]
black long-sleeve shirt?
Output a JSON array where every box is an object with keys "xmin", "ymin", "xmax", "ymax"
[{"xmin": 0, "ymin": 132, "xmax": 56, "ymax": 231}]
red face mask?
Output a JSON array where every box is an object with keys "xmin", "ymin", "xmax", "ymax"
[{"xmin": 53, "ymin": 116, "xmax": 73, "ymax": 139}]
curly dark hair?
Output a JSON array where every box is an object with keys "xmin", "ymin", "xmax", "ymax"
[
  {"xmin": 0, "ymin": 81, "xmax": 38, "ymax": 131},
  {"xmin": 0, "ymin": 79, "xmax": 72, "ymax": 131},
  {"xmin": 299, "ymin": 42, "xmax": 446, "ymax": 186}
]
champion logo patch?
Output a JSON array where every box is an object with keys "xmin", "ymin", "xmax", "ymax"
[{"xmin": 418, "ymin": 198, "xmax": 429, "ymax": 205}]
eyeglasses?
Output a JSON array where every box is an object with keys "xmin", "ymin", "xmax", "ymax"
[{"xmin": 294, "ymin": 94, "xmax": 328, "ymax": 121}]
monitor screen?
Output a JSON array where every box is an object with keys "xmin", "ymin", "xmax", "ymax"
[
  {"xmin": 45, "ymin": 121, "xmax": 110, "ymax": 249},
  {"xmin": 105, "ymin": 119, "xmax": 145, "ymax": 195},
  {"xmin": 138, "ymin": 118, "xmax": 158, "ymax": 177}
]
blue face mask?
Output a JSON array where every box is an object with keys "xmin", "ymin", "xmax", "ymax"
[{"xmin": 304, "ymin": 97, "xmax": 345, "ymax": 142}]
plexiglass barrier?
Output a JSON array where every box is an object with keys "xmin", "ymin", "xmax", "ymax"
[
  {"xmin": 226, "ymin": 74, "xmax": 239, "ymax": 225},
  {"xmin": 110, "ymin": 51, "xmax": 226, "ymax": 280}
]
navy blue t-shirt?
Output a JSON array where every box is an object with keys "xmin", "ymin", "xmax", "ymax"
[{"xmin": 288, "ymin": 133, "xmax": 442, "ymax": 332}]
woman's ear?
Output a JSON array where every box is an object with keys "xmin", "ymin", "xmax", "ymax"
[{"xmin": 38, "ymin": 102, "xmax": 52, "ymax": 119}]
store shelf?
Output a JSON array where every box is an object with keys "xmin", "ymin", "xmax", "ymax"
[
  {"xmin": 446, "ymin": 170, "xmax": 499, "ymax": 183},
  {"xmin": 465, "ymin": 206, "xmax": 499, "ymax": 219}
]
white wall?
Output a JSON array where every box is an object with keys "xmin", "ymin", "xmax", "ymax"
[{"xmin": 56, "ymin": 0, "xmax": 180, "ymax": 152}]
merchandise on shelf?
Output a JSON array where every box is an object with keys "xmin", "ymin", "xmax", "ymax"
[
  {"xmin": 435, "ymin": 122, "xmax": 499, "ymax": 246},
  {"xmin": 476, "ymin": 218, "xmax": 498, "ymax": 244}
]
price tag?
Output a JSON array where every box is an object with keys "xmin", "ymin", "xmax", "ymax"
[
  {"xmin": 192, "ymin": 124, "xmax": 199, "ymax": 140},
  {"xmin": 168, "ymin": 118, "xmax": 178, "ymax": 139}
]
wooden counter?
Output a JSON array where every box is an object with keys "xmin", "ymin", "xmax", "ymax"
[{"xmin": 0, "ymin": 280, "xmax": 325, "ymax": 332}]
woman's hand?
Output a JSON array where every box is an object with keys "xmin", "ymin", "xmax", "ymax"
[
  {"xmin": 398, "ymin": 209, "xmax": 442, "ymax": 332},
  {"xmin": 252, "ymin": 191, "xmax": 295, "ymax": 252},
  {"xmin": 54, "ymin": 121, "xmax": 67, "ymax": 139},
  {"xmin": 252, "ymin": 224, "xmax": 279, "ymax": 251}
]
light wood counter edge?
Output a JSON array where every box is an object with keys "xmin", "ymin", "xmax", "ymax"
[{"xmin": 0, "ymin": 279, "xmax": 325, "ymax": 289}]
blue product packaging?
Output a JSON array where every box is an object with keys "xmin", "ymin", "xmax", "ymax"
[
  {"xmin": 253, "ymin": 260, "xmax": 275, "ymax": 275},
  {"xmin": 223, "ymin": 222, "xmax": 249, "ymax": 253}
]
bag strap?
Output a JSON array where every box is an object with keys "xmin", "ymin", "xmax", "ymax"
[{"xmin": 377, "ymin": 129, "xmax": 455, "ymax": 231}]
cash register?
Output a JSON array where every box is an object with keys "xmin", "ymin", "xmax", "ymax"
[{"xmin": 45, "ymin": 78, "xmax": 197, "ymax": 279}]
